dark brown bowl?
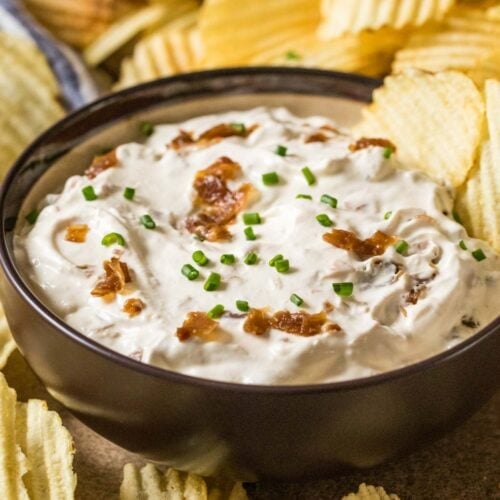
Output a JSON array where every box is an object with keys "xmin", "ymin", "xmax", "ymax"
[{"xmin": 0, "ymin": 68, "xmax": 498, "ymax": 481}]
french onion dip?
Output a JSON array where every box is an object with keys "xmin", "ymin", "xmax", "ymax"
[{"xmin": 14, "ymin": 108, "xmax": 500, "ymax": 384}]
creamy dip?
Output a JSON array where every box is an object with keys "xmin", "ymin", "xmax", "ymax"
[{"xmin": 14, "ymin": 107, "xmax": 500, "ymax": 384}]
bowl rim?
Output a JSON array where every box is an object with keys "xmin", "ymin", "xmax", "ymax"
[{"xmin": 1, "ymin": 66, "xmax": 499, "ymax": 394}]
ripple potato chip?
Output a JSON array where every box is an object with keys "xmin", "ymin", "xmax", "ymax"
[
  {"xmin": 356, "ymin": 70, "xmax": 485, "ymax": 187},
  {"xmin": 0, "ymin": 306, "xmax": 16, "ymax": 370},
  {"xmin": 342, "ymin": 482, "xmax": 400, "ymax": 500}
]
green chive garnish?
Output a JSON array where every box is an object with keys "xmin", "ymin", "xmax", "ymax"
[
  {"xmin": 332, "ymin": 282, "xmax": 353, "ymax": 297},
  {"xmin": 275, "ymin": 145, "xmax": 287, "ymax": 156},
  {"xmin": 452, "ymin": 210, "xmax": 462, "ymax": 224},
  {"xmin": 384, "ymin": 211, "xmax": 392, "ymax": 220},
  {"xmin": 82, "ymin": 185, "xmax": 97, "ymax": 201},
  {"xmin": 262, "ymin": 172, "xmax": 279, "ymax": 186},
  {"xmin": 243, "ymin": 212, "xmax": 262, "ymax": 225},
  {"xmin": 301, "ymin": 166, "xmax": 316, "ymax": 186},
  {"xmin": 230, "ymin": 122, "xmax": 246, "ymax": 134},
  {"xmin": 207, "ymin": 304, "xmax": 225, "ymax": 319},
  {"xmin": 296, "ymin": 194, "xmax": 312, "ymax": 200},
  {"xmin": 285, "ymin": 50, "xmax": 300, "ymax": 60},
  {"xmin": 472, "ymin": 248, "xmax": 486, "ymax": 262},
  {"xmin": 244, "ymin": 252, "xmax": 258, "ymax": 265},
  {"xmin": 220, "ymin": 254, "xmax": 236, "ymax": 265},
  {"xmin": 290, "ymin": 293, "xmax": 303, "ymax": 306},
  {"xmin": 101, "ymin": 232, "xmax": 125, "ymax": 247},
  {"xmin": 320, "ymin": 194, "xmax": 337, "ymax": 208},
  {"xmin": 459, "ymin": 240, "xmax": 467, "ymax": 250},
  {"xmin": 204, "ymin": 272, "xmax": 221, "ymax": 291},
  {"xmin": 140, "ymin": 214, "xmax": 156, "ymax": 229},
  {"xmin": 192, "ymin": 250, "xmax": 209, "ymax": 266},
  {"xmin": 316, "ymin": 213, "xmax": 333, "ymax": 227},
  {"xmin": 244, "ymin": 227, "xmax": 256, "ymax": 240},
  {"xmin": 181, "ymin": 264, "xmax": 199, "ymax": 281},
  {"xmin": 383, "ymin": 148, "xmax": 393, "ymax": 159},
  {"xmin": 268, "ymin": 254, "xmax": 284, "ymax": 267},
  {"xmin": 139, "ymin": 121, "xmax": 154, "ymax": 137},
  {"xmin": 25, "ymin": 209, "xmax": 39, "ymax": 225},
  {"xmin": 394, "ymin": 240, "xmax": 409, "ymax": 255},
  {"xmin": 236, "ymin": 300, "xmax": 249, "ymax": 312},
  {"xmin": 275, "ymin": 259, "xmax": 290, "ymax": 273},
  {"xmin": 123, "ymin": 187, "xmax": 135, "ymax": 201}
]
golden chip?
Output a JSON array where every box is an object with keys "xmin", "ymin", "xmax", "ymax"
[
  {"xmin": 356, "ymin": 70, "xmax": 485, "ymax": 187},
  {"xmin": 318, "ymin": 0, "xmax": 455, "ymax": 39},
  {"xmin": 0, "ymin": 306, "xmax": 16, "ymax": 369},
  {"xmin": 120, "ymin": 463, "xmax": 248, "ymax": 500},
  {"xmin": 466, "ymin": 50, "xmax": 500, "ymax": 87},
  {"xmin": 342, "ymin": 482, "xmax": 400, "ymax": 500},
  {"xmin": 15, "ymin": 399, "xmax": 77, "ymax": 500},
  {"xmin": 199, "ymin": 0, "xmax": 321, "ymax": 67},
  {"xmin": 455, "ymin": 79, "xmax": 500, "ymax": 252}
]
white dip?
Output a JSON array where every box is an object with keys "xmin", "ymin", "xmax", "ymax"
[{"xmin": 14, "ymin": 107, "xmax": 500, "ymax": 384}]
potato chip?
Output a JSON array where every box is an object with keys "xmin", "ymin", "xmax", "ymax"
[
  {"xmin": 23, "ymin": 0, "xmax": 142, "ymax": 48},
  {"xmin": 15, "ymin": 400, "xmax": 77, "ymax": 500},
  {"xmin": 455, "ymin": 79, "xmax": 500, "ymax": 252},
  {"xmin": 356, "ymin": 70, "xmax": 485, "ymax": 187},
  {"xmin": 199, "ymin": 0, "xmax": 321, "ymax": 67},
  {"xmin": 120, "ymin": 463, "xmax": 248, "ymax": 500},
  {"xmin": 392, "ymin": 5, "xmax": 500, "ymax": 74},
  {"xmin": 84, "ymin": 0, "xmax": 199, "ymax": 66},
  {"xmin": 0, "ymin": 306, "xmax": 16, "ymax": 370},
  {"xmin": 0, "ymin": 375, "xmax": 29, "ymax": 500},
  {"xmin": 466, "ymin": 50, "xmax": 500, "ymax": 86},
  {"xmin": 342, "ymin": 482, "xmax": 400, "ymax": 500},
  {"xmin": 318, "ymin": 0, "xmax": 455, "ymax": 39}
]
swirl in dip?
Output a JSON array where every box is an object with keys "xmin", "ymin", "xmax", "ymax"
[{"xmin": 14, "ymin": 108, "xmax": 500, "ymax": 384}]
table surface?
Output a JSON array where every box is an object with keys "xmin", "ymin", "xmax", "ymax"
[{"xmin": 3, "ymin": 350, "xmax": 499, "ymax": 500}]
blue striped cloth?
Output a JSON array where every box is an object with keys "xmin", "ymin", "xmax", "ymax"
[{"xmin": 0, "ymin": 0, "xmax": 99, "ymax": 110}]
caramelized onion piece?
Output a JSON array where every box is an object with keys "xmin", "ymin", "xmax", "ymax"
[
  {"xmin": 85, "ymin": 149, "xmax": 118, "ymax": 179},
  {"xmin": 243, "ymin": 309, "xmax": 332, "ymax": 337},
  {"xmin": 186, "ymin": 157, "xmax": 254, "ymax": 242},
  {"xmin": 123, "ymin": 298, "xmax": 145, "ymax": 317},
  {"xmin": 169, "ymin": 130, "xmax": 195, "ymax": 150},
  {"xmin": 405, "ymin": 283, "xmax": 427, "ymax": 305},
  {"xmin": 305, "ymin": 132, "xmax": 330, "ymax": 143},
  {"xmin": 91, "ymin": 257, "xmax": 131, "ymax": 299},
  {"xmin": 349, "ymin": 137, "xmax": 396, "ymax": 153},
  {"xmin": 176, "ymin": 312, "xmax": 218, "ymax": 341},
  {"xmin": 65, "ymin": 224, "xmax": 89, "ymax": 243},
  {"xmin": 323, "ymin": 229, "xmax": 397, "ymax": 260}
]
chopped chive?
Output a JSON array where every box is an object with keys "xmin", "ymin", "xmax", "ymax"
[
  {"xmin": 123, "ymin": 187, "xmax": 135, "ymax": 201},
  {"xmin": 301, "ymin": 166, "xmax": 316, "ymax": 186},
  {"xmin": 262, "ymin": 172, "xmax": 279, "ymax": 186},
  {"xmin": 25, "ymin": 209, "xmax": 39, "ymax": 225},
  {"xmin": 268, "ymin": 254, "xmax": 284, "ymax": 267},
  {"xmin": 320, "ymin": 194, "xmax": 337, "ymax": 208},
  {"xmin": 220, "ymin": 254, "xmax": 236, "ymax": 265},
  {"xmin": 243, "ymin": 212, "xmax": 262, "ymax": 225},
  {"xmin": 181, "ymin": 264, "xmax": 199, "ymax": 281},
  {"xmin": 275, "ymin": 145, "xmax": 287, "ymax": 156},
  {"xmin": 139, "ymin": 121, "xmax": 154, "ymax": 137},
  {"xmin": 452, "ymin": 210, "xmax": 462, "ymax": 224},
  {"xmin": 332, "ymin": 282, "xmax": 353, "ymax": 297},
  {"xmin": 101, "ymin": 232, "xmax": 125, "ymax": 247},
  {"xmin": 384, "ymin": 211, "xmax": 392, "ymax": 220},
  {"xmin": 204, "ymin": 272, "xmax": 221, "ymax": 291},
  {"xmin": 290, "ymin": 293, "xmax": 303, "ymax": 306},
  {"xmin": 394, "ymin": 240, "xmax": 409, "ymax": 255},
  {"xmin": 139, "ymin": 214, "xmax": 156, "ymax": 229},
  {"xmin": 316, "ymin": 213, "xmax": 333, "ymax": 227},
  {"xmin": 383, "ymin": 147, "xmax": 393, "ymax": 159},
  {"xmin": 296, "ymin": 194, "xmax": 312, "ymax": 200},
  {"xmin": 207, "ymin": 304, "xmax": 225, "ymax": 319},
  {"xmin": 275, "ymin": 259, "xmax": 290, "ymax": 273},
  {"xmin": 459, "ymin": 240, "xmax": 467, "ymax": 250},
  {"xmin": 192, "ymin": 250, "xmax": 209, "ymax": 266},
  {"xmin": 230, "ymin": 122, "xmax": 246, "ymax": 134},
  {"xmin": 236, "ymin": 300, "xmax": 249, "ymax": 312},
  {"xmin": 472, "ymin": 248, "xmax": 486, "ymax": 262},
  {"xmin": 244, "ymin": 226, "xmax": 256, "ymax": 240},
  {"xmin": 244, "ymin": 252, "xmax": 258, "ymax": 265},
  {"xmin": 82, "ymin": 185, "xmax": 97, "ymax": 201},
  {"xmin": 285, "ymin": 50, "xmax": 300, "ymax": 60}
]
